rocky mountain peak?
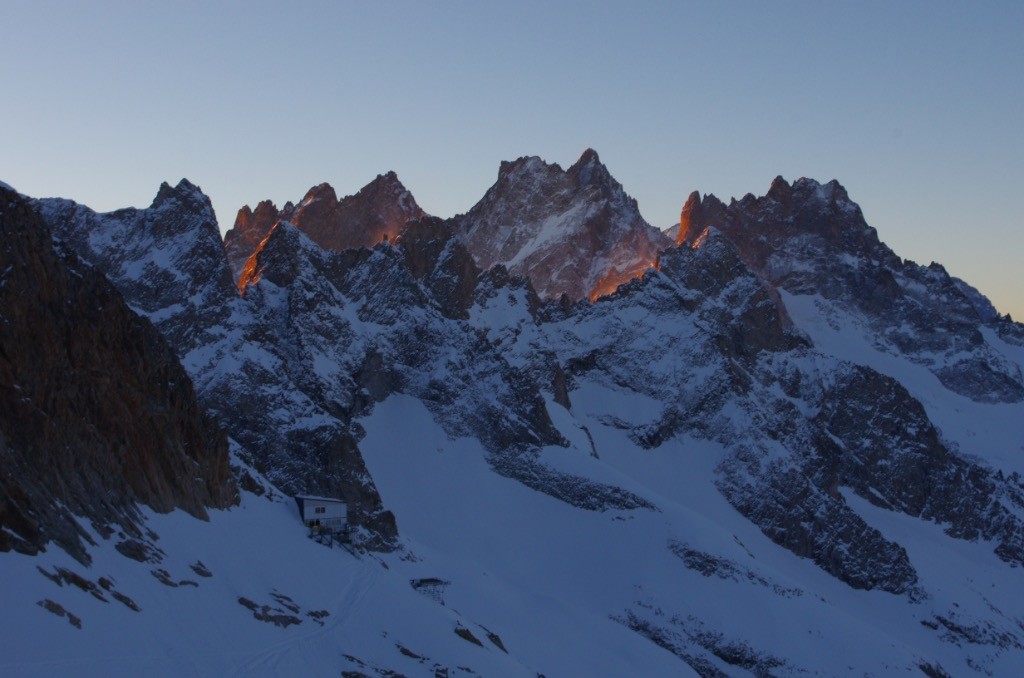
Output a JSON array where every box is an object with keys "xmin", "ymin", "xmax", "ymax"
[
  {"xmin": 495, "ymin": 155, "xmax": 555, "ymax": 184},
  {"xmin": 151, "ymin": 178, "xmax": 213, "ymax": 215},
  {"xmin": 675, "ymin": 176, "xmax": 882, "ymax": 265},
  {"xmin": 676, "ymin": 192, "xmax": 727, "ymax": 246},
  {"xmin": 350, "ymin": 171, "xmax": 421, "ymax": 218},
  {"xmin": 224, "ymin": 173, "xmax": 426, "ymax": 280},
  {"xmin": 237, "ymin": 220, "xmax": 310, "ymax": 293},
  {"xmin": 253, "ymin": 198, "xmax": 279, "ymax": 220},
  {"xmin": 456, "ymin": 150, "xmax": 671, "ymax": 301},
  {"xmin": 766, "ymin": 175, "xmax": 792, "ymax": 203},
  {"xmin": 374, "ymin": 169, "xmax": 401, "ymax": 186},
  {"xmin": 294, "ymin": 172, "xmax": 425, "ymax": 249},
  {"xmin": 300, "ymin": 182, "xmax": 340, "ymax": 205},
  {"xmin": 673, "ymin": 175, "xmax": 1024, "ymax": 404},
  {"xmin": 574, "ymin": 147, "xmax": 601, "ymax": 165},
  {"xmin": 233, "ymin": 199, "xmax": 280, "ymax": 230},
  {"xmin": 677, "ymin": 190, "xmax": 703, "ymax": 245},
  {"xmin": 567, "ymin": 148, "xmax": 619, "ymax": 193},
  {"xmin": 144, "ymin": 179, "xmax": 220, "ymax": 244},
  {"xmin": 225, "ymin": 200, "xmax": 283, "ymax": 280},
  {"xmin": 36, "ymin": 179, "xmax": 235, "ymax": 353}
]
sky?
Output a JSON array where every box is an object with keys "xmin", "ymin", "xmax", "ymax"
[{"xmin": 3, "ymin": 1, "xmax": 1022, "ymax": 318}]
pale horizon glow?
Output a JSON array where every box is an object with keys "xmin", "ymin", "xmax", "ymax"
[{"xmin": 3, "ymin": 1, "xmax": 1022, "ymax": 318}]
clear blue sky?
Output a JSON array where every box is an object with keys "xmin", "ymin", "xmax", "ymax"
[{"xmin": 4, "ymin": 1, "xmax": 1022, "ymax": 318}]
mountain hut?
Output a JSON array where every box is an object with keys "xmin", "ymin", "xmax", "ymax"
[{"xmin": 294, "ymin": 495, "xmax": 348, "ymax": 533}]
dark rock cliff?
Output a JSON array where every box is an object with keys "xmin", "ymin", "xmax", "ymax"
[{"xmin": 0, "ymin": 185, "xmax": 236, "ymax": 564}]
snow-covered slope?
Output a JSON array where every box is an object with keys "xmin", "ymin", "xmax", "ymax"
[
  {"xmin": 0, "ymin": 489, "xmax": 575, "ymax": 677},
  {"xmin": 6, "ymin": 169, "xmax": 1024, "ymax": 676},
  {"xmin": 6, "ymin": 389, "xmax": 1024, "ymax": 676}
]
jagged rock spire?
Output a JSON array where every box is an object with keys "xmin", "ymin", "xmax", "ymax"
[{"xmin": 223, "ymin": 172, "xmax": 426, "ymax": 281}]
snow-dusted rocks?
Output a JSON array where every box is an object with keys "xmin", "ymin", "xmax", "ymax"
[
  {"xmin": 38, "ymin": 182, "xmax": 399, "ymax": 548},
  {"xmin": 677, "ymin": 176, "xmax": 1024, "ymax": 404},
  {"xmin": 454, "ymin": 149, "xmax": 671, "ymax": 301},
  {"xmin": 817, "ymin": 365, "xmax": 1024, "ymax": 566},
  {"xmin": 37, "ymin": 179, "xmax": 236, "ymax": 354}
]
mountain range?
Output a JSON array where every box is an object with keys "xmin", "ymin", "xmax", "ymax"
[{"xmin": 2, "ymin": 150, "xmax": 1024, "ymax": 676}]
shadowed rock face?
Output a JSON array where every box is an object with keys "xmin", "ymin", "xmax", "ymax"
[
  {"xmin": 0, "ymin": 185, "xmax": 236, "ymax": 564},
  {"xmin": 657, "ymin": 231, "xmax": 802, "ymax": 361},
  {"xmin": 818, "ymin": 366, "xmax": 1024, "ymax": 567},
  {"xmin": 454, "ymin": 149, "xmax": 671, "ymax": 302},
  {"xmin": 398, "ymin": 216, "xmax": 481, "ymax": 320},
  {"xmin": 676, "ymin": 176, "xmax": 898, "ymax": 277},
  {"xmin": 225, "ymin": 172, "xmax": 425, "ymax": 281}
]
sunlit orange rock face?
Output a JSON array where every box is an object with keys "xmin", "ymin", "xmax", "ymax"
[
  {"xmin": 225, "ymin": 200, "xmax": 281, "ymax": 280},
  {"xmin": 224, "ymin": 171, "xmax": 425, "ymax": 281},
  {"xmin": 287, "ymin": 172, "xmax": 424, "ymax": 252},
  {"xmin": 677, "ymin": 190, "xmax": 703, "ymax": 246},
  {"xmin": 587, "ymin": 254, "xmax": 662, "ymax": 301},
  {"xmin": 236, "ymin": 236, "xmax": 265, "ymax": 293}
]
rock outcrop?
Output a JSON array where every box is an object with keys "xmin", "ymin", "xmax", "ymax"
[
  {"xmin": 0, "ymin": 184, "xmax": 235, "ymax": 564},
  {"xmin": 398, "ymin": 216, "xmax": 481, "ymax": 319},
  {"xmin": 225, "ymin": 199, "xmax": 283, "ymax": 282}
]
